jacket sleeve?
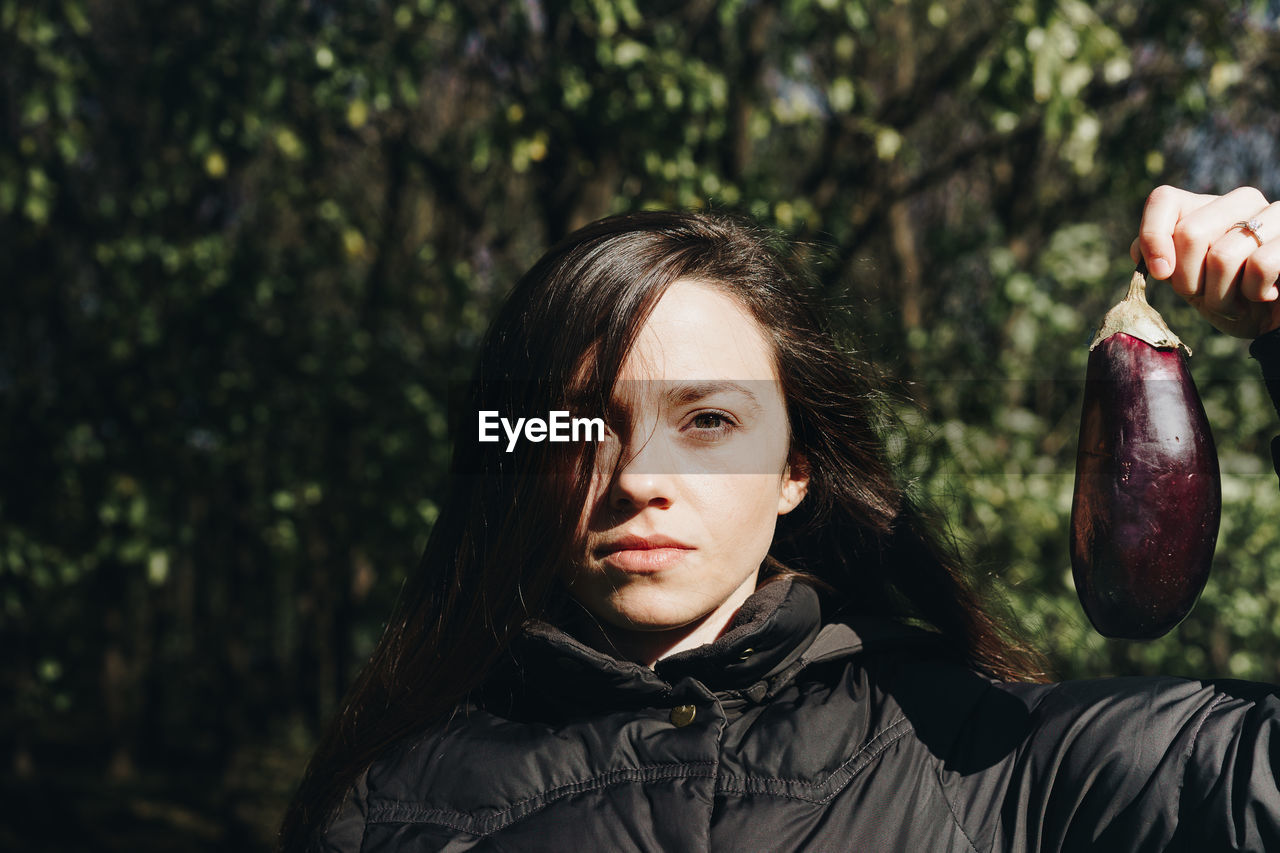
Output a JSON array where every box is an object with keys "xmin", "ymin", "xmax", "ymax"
[
  {"xmin": 1249, "ymin": 326, "xmax": 1280, "ymax": 490},
  {"xmin": 992, "ymin": 675, "xmax": 1280, "ymax": 851}
]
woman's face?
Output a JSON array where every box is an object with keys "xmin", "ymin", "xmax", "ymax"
[{"xmin": 566, "ymin": 279, "xmax": 809, "ymax": 662}]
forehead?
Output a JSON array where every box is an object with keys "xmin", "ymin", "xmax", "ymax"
[{"xmin": 619, "ymin": 279, "xmax": 777, "ymax": 382}]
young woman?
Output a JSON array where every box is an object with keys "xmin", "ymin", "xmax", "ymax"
[{"xmin": 282, "ymin": 185, "xmax": 1280, "ymax": 852}]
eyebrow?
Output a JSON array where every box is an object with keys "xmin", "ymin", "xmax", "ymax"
[
  {"xmin": 663, "ymin": 381, "xmax": 764, "ymax": 410},
  {"xmin": 562, "ymin": 380, "xmax": 767, "ymax": 416}
]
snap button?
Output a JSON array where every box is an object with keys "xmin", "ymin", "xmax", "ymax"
[
  {"xmin": 738, "ymin": 648, "xmax": 754, "ymax": 661},
  {"xmin": 669, "ymin": 704, "xmax": 697, "ymax": 727}
]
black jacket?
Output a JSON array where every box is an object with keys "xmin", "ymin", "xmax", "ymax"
[
  {"xmin": 321, "ymin": 332, "xmax": 1280, "ymax": 852},
  {"xmin": 325, "ymin": 578, "xmax": 1280, "ymax": 851}
]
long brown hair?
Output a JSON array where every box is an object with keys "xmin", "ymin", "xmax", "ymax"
[{"xmin": 279, "ymin": 210, "xmax": 1047, "ymax": 851}]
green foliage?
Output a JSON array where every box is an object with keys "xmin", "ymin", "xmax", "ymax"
[{"xmin": 4, "ymin": 0, "xmax": 1280, "ymax": 847}]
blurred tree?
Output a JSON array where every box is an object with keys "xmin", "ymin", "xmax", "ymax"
[{"xmin": 2, "ymin": 0, "xmax": 1279, "ymax": 848}]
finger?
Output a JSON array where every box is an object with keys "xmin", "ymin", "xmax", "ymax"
[
  {"xmin": 1202, "ymin": 199, "xmax": 1279, "ymax": 313},
  {"xmin": 1137, "ymin": 185, "xmax": 1219, "ymax": 280},
  {"xmin": 1129, "ymin": 237, "xmax": 1141, "ymax": 266},
  {"xmin": 1242, "ymin": 255, "xmax": 1280, "ymax": 303},
  {"xmin": 1168, "ymin": 186, "xmax": 1268, "ymax": 300},
  {"xmin": 1241, "ymin": 223, "xmax": 1280, "ymax": 303}
]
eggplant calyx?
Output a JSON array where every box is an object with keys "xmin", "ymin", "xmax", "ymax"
[{"xmin": 1088, "ymin": 266, "xmax": 1191, "ymax": 355}]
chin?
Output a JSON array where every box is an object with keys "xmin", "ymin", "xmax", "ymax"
[{"xmin": 601, "ymin": 595, "xmax": 712, "ymax": 634}]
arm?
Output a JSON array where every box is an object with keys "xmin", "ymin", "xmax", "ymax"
[
  {"xmin": 1177, "ymin": 678, "xmax": 1280, "ymax": 848},
  {"xmin": 989, "ymin": 675, "xmax": 1280, "ymax": 851},
  {"xmin": 947, "ymin": 676, "xmax": 1280, "ymax": 845},
  {"xmin": 890, "ymin": 658, "xmax": 1280, "ymax": 851}
]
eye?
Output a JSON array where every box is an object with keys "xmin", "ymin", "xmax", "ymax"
[
  {"xmin": 684, "ymin": 410, "xmax": 738, "ymax": 440},
  {"xmin": 690, "ymin": 412, "xmax": 728, "ymax": 429}
]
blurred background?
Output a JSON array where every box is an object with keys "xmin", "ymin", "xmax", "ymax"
[{"xmin": 5, "ymin": 0, "xmax": 1280, "ymax": 849}]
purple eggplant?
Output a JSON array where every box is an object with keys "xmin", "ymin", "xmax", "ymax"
[{"xmin": 1069, "ymin": 266, "xmax": 1220, "ymax": 639}]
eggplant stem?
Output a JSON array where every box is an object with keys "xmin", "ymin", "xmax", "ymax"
[
  {"xmin": 1124, "ymin": 269, "xmax": 1148, "ymax": 303},
  {"xmin": 1088, "ymin": 264, "xmax": 1190, "ymax": 355}
]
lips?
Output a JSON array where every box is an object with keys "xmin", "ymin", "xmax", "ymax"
[{"xmin": 596, "ymin": 534, "xmax": 693, "ymax": 573}]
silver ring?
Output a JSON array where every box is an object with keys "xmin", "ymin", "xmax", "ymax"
[{"xmin": 1232, "ymin": 218, "xmax": 1265, "ymax": 246}]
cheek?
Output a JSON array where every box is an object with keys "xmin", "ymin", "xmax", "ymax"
[{"xmin": 688, "ymin": 475, "xmax": 788, "ymax": 539}]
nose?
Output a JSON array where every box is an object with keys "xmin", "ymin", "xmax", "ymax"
[{"xmin": 608, "ymin": 433, "xmax": 674, "ymax": 512}]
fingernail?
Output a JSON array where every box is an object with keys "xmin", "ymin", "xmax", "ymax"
[
  {"xmin": 1267, "ymin": 286, "xmax": 1279, "ymax": 301},
  {"xmin": 1149, "ymin": 257, "xmax": 1172, "ymax": 278}
]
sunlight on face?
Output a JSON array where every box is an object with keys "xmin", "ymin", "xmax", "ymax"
[{"xmin": 565, "ymin": 279, "xmax": 809, "ymax": 663}]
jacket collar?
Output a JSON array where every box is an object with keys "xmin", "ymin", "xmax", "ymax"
[
  {"xmin": 501, "ymin": 577, "xmax": 933, "ymax": 716},
  {"xmin": 489, "ymin": 577, "xmax": 951, "ymax": 719}
]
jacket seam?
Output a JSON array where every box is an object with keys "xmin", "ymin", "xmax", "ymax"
[
  {"xmin": 1176, "ymin": 692, "xmax": 1228, "ymax": 815},
  {"xmin": 367, "ymin": 761, "xmax": 717, "ymax": 836},
  {"xmin": 717, "ymin": 715, "xmax": 911, "ymax": 803},
  {"xmin": 927, "ymin": 678, "xmax": 1029, "ymax": 853},
  {"xmin": 930, "ymin": 757, "xmax": 983, "ymax": 853}
]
